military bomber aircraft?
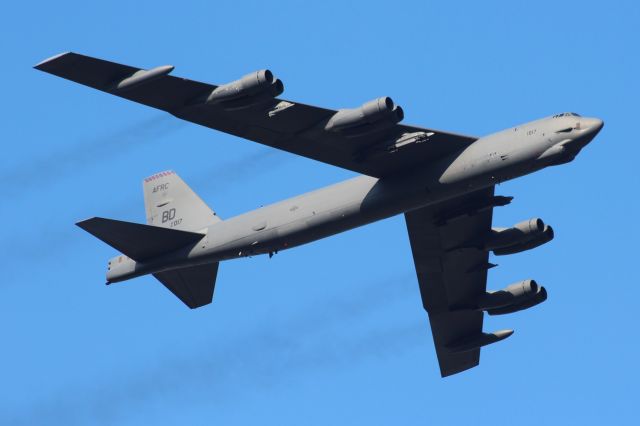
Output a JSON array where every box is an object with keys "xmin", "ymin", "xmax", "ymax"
[{"xmin": 36, "ymin": 52, "xmax": 604, "ymax": 377}]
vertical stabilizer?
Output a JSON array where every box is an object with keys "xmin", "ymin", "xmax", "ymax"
[{"xmin": 143, "ymin": 171, "xmax": 221, "ymax": 232}]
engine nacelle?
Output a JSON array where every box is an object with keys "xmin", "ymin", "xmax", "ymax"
[
  {"xmin": 487, "ymin": 286, "xmax": 547, "ymax": 316},
  {"xmin": 325, "ymin": 96, "xmax": 404, "ymax": 137},
  {"xmin": 477, "ymin": 279, "xmax": 540, "ymax": 310},
  {"xmin": 484, "ymin": 218, "xmax": 553, "ymax": 255},
  {"xmin": 493, "ymin": 225, "xmax": 554, "ymax": 255},
  {"xmin": 206, "ymin": 69, "xmax": 284, "ymax": 109}
]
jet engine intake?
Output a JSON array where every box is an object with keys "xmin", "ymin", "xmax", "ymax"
[
  {"xmin": 325, "ymin": 96, "xmax": 404, "ymax": 137},
  {"xmin": 205, "ymin": 70, "xmax": 284, "ymax": 109},
  {"xmin": 484, "ymin": 218, "xmax": 553, "ymax": 255}
]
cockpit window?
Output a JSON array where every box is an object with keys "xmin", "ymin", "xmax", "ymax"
[{"xmin": 553, "ymin": 112, "xmax": 581, "ymax": 118}]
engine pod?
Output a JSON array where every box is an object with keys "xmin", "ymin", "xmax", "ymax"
[
  {"xmin": 493, "ymin": 225, "xmax": 554, "ymax": 256},
  {"xmin": 487, "ymin": 286, "xmax": 548, "ymax": 315},
  {"xmin": 325, "ymin": 96, "xmax": 404, "ymax": 137},
  {"xmin": 484, "ymin": 218, "xmax": 548, "ymax": 252},
  {"xmin": 205, "ymin": 70, "xmax": 284, "ymax": 109},
  {"xmin": 477, "ymin": 279, "xmax": 539, "ymax": 310}
]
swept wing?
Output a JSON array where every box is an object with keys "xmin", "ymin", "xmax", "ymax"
[
  {"xmin": 35, "ymin": 52, "xmax": 476, "ymax": 177},
  {"xmin": 405, "ymin": 187, "xmax": 514, "ymax": 376}
]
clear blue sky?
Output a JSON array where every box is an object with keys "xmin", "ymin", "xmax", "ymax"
[{"xmin": 2, "ymin": 1, "xmax": 639, "ymax": 424}]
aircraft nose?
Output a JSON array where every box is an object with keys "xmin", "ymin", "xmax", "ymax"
[{"xmin": 582, "ymin": 117, "xmax": 604, "ymax": 134}]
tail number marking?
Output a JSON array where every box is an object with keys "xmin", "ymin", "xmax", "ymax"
[
  {"xmin": 161, "ymin": 208, "xmax": 182, "ymax": 227},
  {"xmin": 162, "ymin": 208, "xmax": 176, "ymax": 223}
]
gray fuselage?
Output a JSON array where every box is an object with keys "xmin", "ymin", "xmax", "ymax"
[{"xmin": 108, "ymin": 114, "xmax": 603, "ymax": 282}]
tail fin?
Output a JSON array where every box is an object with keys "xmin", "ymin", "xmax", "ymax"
[{"xmin": 143, "ymin": 170, "xmax": 221, "ymax": 232}]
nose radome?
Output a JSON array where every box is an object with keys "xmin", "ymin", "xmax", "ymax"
[{"xmin": 583, "ymin": 117, "xmax": 604, "ymax": 133}]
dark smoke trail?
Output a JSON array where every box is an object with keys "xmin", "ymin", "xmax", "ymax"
[
  {"xmin": 2, "ymin": 114, "xmax": 182, "ymax": 197},
  {"xmin": 193, "ymin": 147, "xmax": 287, "ymax": 191},
  {"xmin": 4, "ymin": 273, "xmax": 423, "ymax": 426},
  {"xmin": 1, "ymin": 148, "xmax": 290, "ymax": 268}
]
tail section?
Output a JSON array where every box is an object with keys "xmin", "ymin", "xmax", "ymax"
[
  {"xmin": 143, "ymin": 170, "xmax": 221, "ymax": 232},
  {"xmin": 77, "ymin": 170, "xmax": 223, "ymax": 309},
  {"xmin": 77, "ymin": 217, "xmax": 219, "ymax": 308}
]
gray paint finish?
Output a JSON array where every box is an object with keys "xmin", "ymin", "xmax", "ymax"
[{"xmin": 36, "ymin": 53, "xmax": 604, "ymax": 377}]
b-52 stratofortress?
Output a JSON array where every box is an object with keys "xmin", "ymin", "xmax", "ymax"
[{"xmin": 36, "ymin": 52, "xmax": 603, "ymax": 377}]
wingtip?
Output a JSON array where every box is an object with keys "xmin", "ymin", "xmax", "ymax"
[
  {"xmin": 34, "ymin": 51, "xmax": 72, "ymax": 70},
  {"xmin": 440, "ymin": 360, "xmax": 480, "ymax": 378},
  {"xmin": 76, "ymin": 217, "xmax": 99, "ymax": 229}
]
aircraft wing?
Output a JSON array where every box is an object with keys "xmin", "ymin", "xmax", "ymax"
[
  {"xmin": 35, "ymin": 52, "xmax": 477, "ymax": 177},
  {"xmin": 404, "ymin": 186, "xmax": 511, "ymax": 377}
]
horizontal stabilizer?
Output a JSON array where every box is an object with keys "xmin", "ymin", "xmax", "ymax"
[
  {"xmin": 154, "ymin": 262, "xmax": 219, "ymax": 309},
  {"xmin": 77, "ymin": 217, "xmax": 205, "ymax": 262}
]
